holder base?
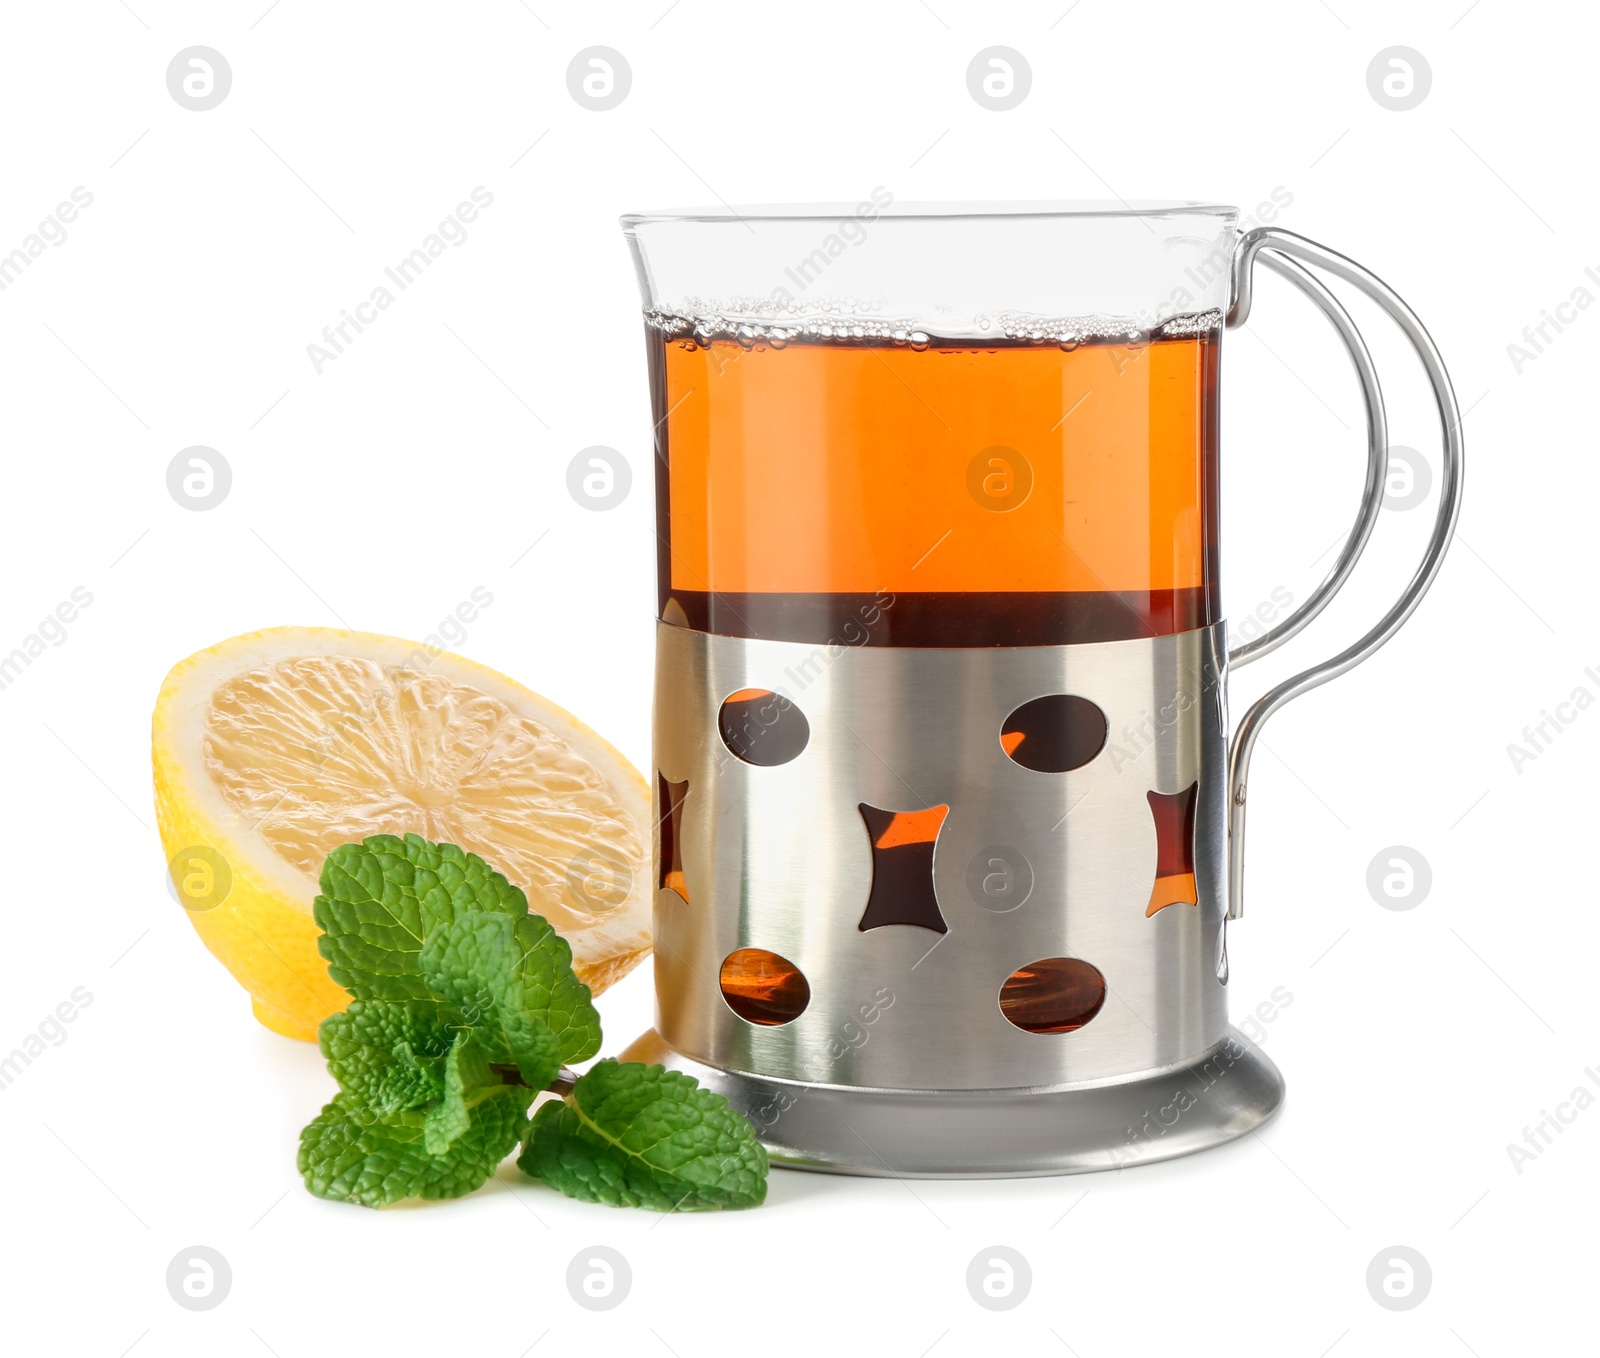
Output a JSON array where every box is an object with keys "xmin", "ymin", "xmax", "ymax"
[{"xmin": 619, "ymin": 1027, "xmax": 1284, "ymax": 1178}]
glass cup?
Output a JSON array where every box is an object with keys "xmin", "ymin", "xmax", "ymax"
[{"xmin": 620, "ymin": 202, "xmax": 1462, "ymax": 1175}]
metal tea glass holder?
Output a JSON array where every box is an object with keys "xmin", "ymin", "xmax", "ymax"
[{"xmin": 620, "ymin": 209, "xmax": 1463, "ymax": 1176}]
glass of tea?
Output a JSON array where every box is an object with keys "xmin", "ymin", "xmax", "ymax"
[{"xmin": 620, "ymin": 202, "xmax": 1461, "ymax": 1176}]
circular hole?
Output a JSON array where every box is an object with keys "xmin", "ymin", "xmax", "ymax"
[
  {"xmin": 998, "ymin": 957, "xmax": 1106, "ymax": 1034},
  {"xmin": 718, "ymin": 688, "xmax": 810, "ymax": 767},
  {"xmin": 720, "ymin": 947, "xmax": 810, "ymax": 1026},
  {"xmin": 1000, "ymin": 694, "xmax": 1107, "ymax": 773}
]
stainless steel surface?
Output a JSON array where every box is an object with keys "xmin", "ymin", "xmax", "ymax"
[
  {"xmin": 1223, "ymin": 227, "xmax": 1464, "ymax": 920},
  {"xmin": 621, "ymin": 1025, "xmax": 1285, "ymax": 1177},
  {"xmin": 653, "ymin": 622, "xmax": 1229, "ymax": 1093}
]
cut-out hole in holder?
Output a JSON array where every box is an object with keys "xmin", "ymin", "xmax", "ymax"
[
  {"xmin": 998, "ymin": 957, "xmax": 1107, "ymax": 1033},
  {"xmin": 657, "ymin": 773, "xmax": 690, "ymax": 903},
  {"xmin": 858, "ymin": 803, "xmax": 950, "ymax": 934},
  {"xmin": 718, "ymin": 688, "xmax": 810, "ymax": 767},
  {"xmin": 1146, "ymin": 782, "xmax": 1199, "ymax": 917},
  {"xmin": 1000, "ymin": 694, "xmax": 1108, "ymax": 772},
  {"xmin": 720, "ymin": 947, "xmax": 811, "ymax": 1026}
]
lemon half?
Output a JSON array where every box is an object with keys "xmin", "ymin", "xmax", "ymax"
[{"xmin": 153, "ymin": 628, "xmax": 651, "ymax": 1040}]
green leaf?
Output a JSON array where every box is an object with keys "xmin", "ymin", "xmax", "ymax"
[
  {"xmin": 313, "ymin": 833, "xmax": 530, "ymax": 1002},
  {"xmin": 319, "ymin": 999, "xmax": 457, "ymax": 1115},
  {"xmin": 423, "ymin": 1030, "xmax": 498, "ymax": 1155},
  {"xmin": 417, "ymin": 913, "xmax": 562, "ymax": 1086},
  {"xmin": 518, "ymin": 1060, "xmax": 768, "ymax": 1212},
  {"xmin": 510, "ymin": 914, "xmax": 603, "ymax": 1065},
  {"xmin": 299, "ymin": 1086, "xmax": 530, "ymax": 1208}
]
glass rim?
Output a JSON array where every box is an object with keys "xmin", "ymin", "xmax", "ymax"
[{"xmin": 621, "ymin": 200, "xmax": 1240, "ymax": 227}]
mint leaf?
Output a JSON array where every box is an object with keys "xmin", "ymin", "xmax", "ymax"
[
  {"xmin": 313, "ymin": 833, "xmax": 529, "ymax": 1002},
  {"xmin": 510, "ymin": 914, "xmax": 602, "ymax": 1065},
  {"xmin": 299, "ymin": 1086, "xmax": 530, "ymax": 1208},
  {"xmin": 418, "ymin": 913, "xmax": 563, "ymax": 1088},
  {"xmin": 319, "ymin": 999, "xmax": 457, "ymax": 1115},
  {"xmin": 302, "ymin": 836, "xmax": 746, "ymax": 1216},
  {"xmin": 423, "ymin": 1030, "xmax": 498, "ymax": 1155},
  {"xmin": 518, "ymin": 1060, "xmax": 768, "ymax": 1211}
]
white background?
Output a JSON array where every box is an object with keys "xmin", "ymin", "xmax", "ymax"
[{"xmin": 0, "ymin": 2, "xmax": 1593, "ymax": 1355}]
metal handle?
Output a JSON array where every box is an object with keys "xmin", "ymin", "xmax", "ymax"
[{"xmin": 1223, "ymin": 227, "xmax": 1464, "ymax": 920}]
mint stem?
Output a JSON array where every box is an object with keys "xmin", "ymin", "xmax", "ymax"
[{"xmin": 490, "ymin": 1063, "xmax": 580, "ymax": 1096}]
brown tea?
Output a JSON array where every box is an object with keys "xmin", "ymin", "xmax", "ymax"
[{"xmin": 647, "ymin": 314, "xmax": 1221, "ymax": 647}]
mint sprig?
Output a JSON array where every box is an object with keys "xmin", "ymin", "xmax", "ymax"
[{"xmin": 298, "ymin": 833, "xmax": 768, "ymax": 1212}]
